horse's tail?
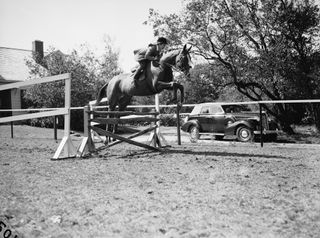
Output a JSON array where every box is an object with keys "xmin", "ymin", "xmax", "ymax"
[{"xmin": 95, "ymin": 82, "xmax": 108, "ymax": 106}]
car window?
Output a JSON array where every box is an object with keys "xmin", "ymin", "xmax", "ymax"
[
  {"xmin": 211, "ymin": 105, "xmax": 224, "ymax": 114},
  {"xmin": 190, "ymin": 105, "xmax": 202, "ymax": 115},
  {"xmin": 222, "ymin": 104, "xmax": 251, "ymax": 113},
  {"xmin": 200, "ymin": 106, "xmax": 210, "ymax": 114}
]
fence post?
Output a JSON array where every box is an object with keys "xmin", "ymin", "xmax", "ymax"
[
  {"xmin": 77, "ymin": 105, "xmax": 95, "ymax": 157},
  {"xmin": 52, "ymin": 74, "xmax": 78, "ymax": 159},
  {"xmin": 153, "ymin": 111, "xmax": 158, "ymax": 148},
  {"xmin": 54, "ymin": 116, "xmax": 58, "ymax": 140},
  {"xmin": 85, "ymin": 105, "xmax": 95, "ymax": 152},
  {"xmin": 10, "ymin": 121, "xmax": 13, "ymax": 138},
  {"xmin": 176, "ymin": 102, "xmax": 181, "ymax": 145},
  {"xmin": 259, "ymin": 103, "xmax": 264, "ymax": 147}
]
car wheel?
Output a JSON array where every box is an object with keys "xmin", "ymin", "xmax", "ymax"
[
  {"xmin": 189, "ymin": 126, "xmax": 200, "ymax": 143},
  {"xmin": 236, "ymin": 126, "xmax": 253, "ymax": 142}
]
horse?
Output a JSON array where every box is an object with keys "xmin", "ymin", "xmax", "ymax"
[{"xmin": 95, "ymin": 44, "xmax": 192, "ymax": 111}]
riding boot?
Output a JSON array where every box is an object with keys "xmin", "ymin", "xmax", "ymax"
[{"xmin": 133, "ymin": 67, "xmax": 143, "ymax": 80}]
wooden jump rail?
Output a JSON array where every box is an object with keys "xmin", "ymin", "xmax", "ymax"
[{"xmin": 78, "ymin": 106, "xmax": 164, "ymax": 157}]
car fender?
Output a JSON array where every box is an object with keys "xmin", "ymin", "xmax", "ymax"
[
  {"xmin": 225, "ymin": 120, "xmax": 256, "ymax": 135},
  {"xmin": 181, "ymin": 120, "xmax": 200, "ymax": 132}
]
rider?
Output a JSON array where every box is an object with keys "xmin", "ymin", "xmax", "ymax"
[{"xmin": 133, "ymin": 37, "xmax": 168, "ymax": 84}]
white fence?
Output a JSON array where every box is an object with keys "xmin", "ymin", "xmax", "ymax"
[
  {"xmin": 0, "ymin": 73, "xmax": 77, "ymax": 159},
  {"xmin": 1, "ymin": 83, "xmax": 320, "ymax": 155},
  {"xmin": 86, "ymin": 99, "xmax": 320, "ymax": 147}
]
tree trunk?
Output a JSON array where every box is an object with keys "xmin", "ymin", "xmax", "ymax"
[
  {"xmin": 278, "ymin": 110, "xmax": 295, "ymax": 135},
  {"xmin": 312, "ymin": 103, "xmax": 320, "ymax": 132},
  {"xmin": 280, "ymin": 122, "xmax": 295, "ymax": 135}
]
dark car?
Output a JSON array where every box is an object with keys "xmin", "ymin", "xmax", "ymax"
[{"xmin": 181, "ymin": 103, "xmax": 279, "ymax": 143}]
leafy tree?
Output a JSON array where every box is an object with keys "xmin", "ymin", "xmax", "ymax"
[
  {"xmin": 24, "ymin": 39, "xmax": 122, "ymax": 131},
  {"xmin": 183, "ymin": 63, "xmax": 224, "ymax": 103},
  {"xmin": 147, "ymin": 0, "xmax": 320, "ymax": 133}
]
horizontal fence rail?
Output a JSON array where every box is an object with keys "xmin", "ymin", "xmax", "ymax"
[
  {"xmin": 1, "ymin": 99, "xmax": 320, "ymax": 114},
  {"xmin": 1, "ymin": 96, "xmax": 319, "ymax": 149},
  {"xmin": 0, "ymin": 73, "xmax": 78, "ymax": 159},
  {"xmin": 2, "ymin": 99, "xmax": 319, "ymax": 122},
  {"xmin": 0, "ymin": 108, "xmax": 68, "ymax": 124},
  {"xmin": 87, "ymin": 99, "xmax": 320, "ymax": 110},
  {"xmin": 0, "ymin": 74, "xmax": 70, "ymax": 91}
]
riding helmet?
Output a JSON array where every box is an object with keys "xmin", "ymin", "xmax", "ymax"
[{"xmin": 157, "ymin": 37, "xmax": 168, "ymax": 45}]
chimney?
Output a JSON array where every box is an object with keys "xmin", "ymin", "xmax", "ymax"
[{"xmin": 32, "ymin": 40, "xmax": 44, "ymax": 64}]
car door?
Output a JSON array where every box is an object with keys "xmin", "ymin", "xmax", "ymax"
[
  {"xmin": 209, "ymin": 105, "xmax": 225, "ymax": 133},
  {"xmin": 198, "ymin": 105, "xmax": 212, "ymax": 132}
]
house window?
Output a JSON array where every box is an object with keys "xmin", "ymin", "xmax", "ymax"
[{"xmin": 0, "ymin": 89, "xmax": 12, "ymax": 117}]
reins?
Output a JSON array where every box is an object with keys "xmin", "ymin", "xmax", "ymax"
[
  {"xmin": 161, "ymin": 61, "xmax": 182, "ymax": 74},
  {"xmin": 159, "ymin": 47, "xmax": 192, "ymax": 76}
]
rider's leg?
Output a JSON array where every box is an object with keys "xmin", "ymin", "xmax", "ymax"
[{"xmin": 133, "ymin": 60, "xmax": 147, "ymax": 82}]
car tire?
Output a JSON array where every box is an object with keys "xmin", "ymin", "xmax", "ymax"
[
  {"xmin": 236, "ymin": 126, "xmax": 253, "ymax": 142},
  {"xmin": 189, "ymin": 126, "xmax": 200, "ymax": 143}
]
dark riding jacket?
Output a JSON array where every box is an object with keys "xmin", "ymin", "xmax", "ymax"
[{"xmin": 134, "ymin": 44, "xmax": 162, "ymax": 62}]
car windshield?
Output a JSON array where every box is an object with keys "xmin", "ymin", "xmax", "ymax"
[
  {"xmin": 222, "ymin": 104, "xmax": 251, "ymax": 113},
  {"xmin": 190, "ymin": 104, "xmax": 203, "ymax": 115}
]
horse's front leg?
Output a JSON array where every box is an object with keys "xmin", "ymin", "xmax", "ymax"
[
  {"xmin": 154, "ymin": 81, "xmax": 174, "ymax": 92},
  {"xmin": 174, "ymin": 82, "xmax": 184, "ymax": 103},
  {"xmin": 154, "ymin": 81, "xmax": 183, "ymax": 103},
  {"xmin": 170, "ymin": 82, "xmax": 184, "ymax": 104},
  {"xmin": 157, "ymin": 82, "xmax": 184, "ymax": 104}
]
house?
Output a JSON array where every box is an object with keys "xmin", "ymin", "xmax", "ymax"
[{"xmin": 0, "ymin": 40, "xmax": 45, "ymax": 117}]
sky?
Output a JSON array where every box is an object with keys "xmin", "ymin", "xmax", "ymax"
[
  {"xmin": 0, "ymin": 0, "xmax": 183, "ymax": 71},
  {"xmin": 1, "ymin": 0, "xmax": 320, "ymax": 72}
]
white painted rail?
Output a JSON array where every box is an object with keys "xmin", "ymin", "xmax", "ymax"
[{"xmin": 0, "ymin": 73, "xmax": 77, "ymax": 159}]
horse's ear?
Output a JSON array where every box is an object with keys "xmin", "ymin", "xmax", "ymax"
[
  {"xmin": 183, "ymin": 44, "xmax": 192, "ymax": 53},
  {"xmin": 183, "ymin": 44, "xmax": 187, "ymax": 52}
]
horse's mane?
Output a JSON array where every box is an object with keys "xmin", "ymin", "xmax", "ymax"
[
  {"xmin": 163, "ymin": 47, "xmax": 181, "ymax": 55},
  {"xmin": 160, "ymin": 48, "xmax": 181, "ymax": 63}
]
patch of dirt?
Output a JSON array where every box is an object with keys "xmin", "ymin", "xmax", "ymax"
[{"xmin": 1, "ymin": 125, "xmax": 320, "ymax": 237}]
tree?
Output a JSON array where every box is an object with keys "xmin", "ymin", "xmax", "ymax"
[
  {"xmin": 24, "ymin": 39, "xmax": 122, "ymax": 131},
  {"xmin": 147, "ymin": 0, "xmax": 320, "ymax": 133},
  {"xmin": 183, "ymin": 63, "xmax": 224, "ymax": 103}
]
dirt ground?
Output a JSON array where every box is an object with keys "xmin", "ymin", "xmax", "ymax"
[{"xmin": 1, "ymin": 125, "xmax": 320, "ymax": 238}]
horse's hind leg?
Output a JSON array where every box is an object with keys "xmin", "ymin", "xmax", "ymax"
[
  {"xmin": 118, "ymin": 95, "xmax": 132, "ymax": 111},
  {"xmin": 107, "ymin": 95, "xmax": 131, "ymax": 142},
  {"xmin": 105, "ymin": 104, "xmax": 116, "ymax": 144},
  {"xmin": 113, "ymin": 95, "xmax": 132, "ymax": 138}
]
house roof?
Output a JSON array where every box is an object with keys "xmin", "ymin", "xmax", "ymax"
[{"xmin": 0, "ymin": 47, "xmax": 33, "ymax": 83}]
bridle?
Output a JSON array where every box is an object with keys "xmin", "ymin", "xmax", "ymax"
[{"xmin": 161, "ymin": 51, "xmax": 191, "ymax": 76}]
